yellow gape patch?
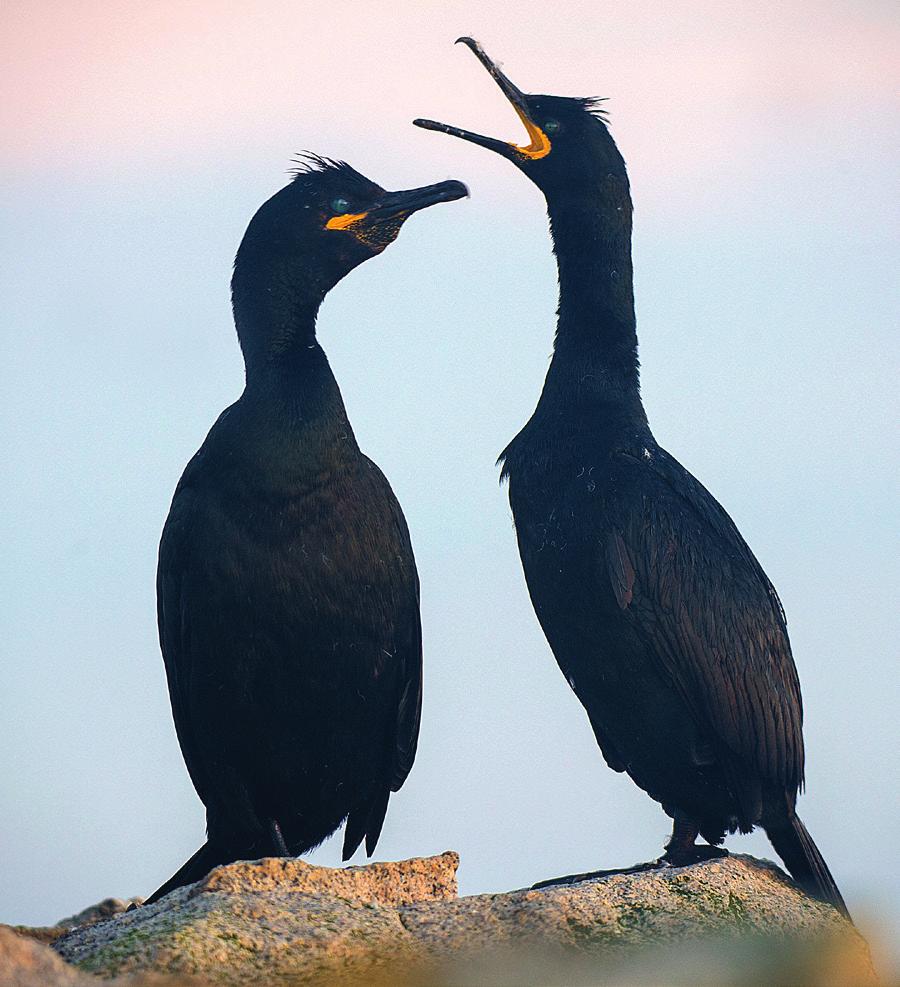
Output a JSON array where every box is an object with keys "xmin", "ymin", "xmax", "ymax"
[
  {"xmin": 325, "ymin": 212, "xmax": 368, "ymax": 230},
  {"xmin": 325, "ymin": 211, "xmax": 406, "ymax": 252},
  {"xmin": 511, "ymin": 110, "xmax": 551, "ymax": 160}
]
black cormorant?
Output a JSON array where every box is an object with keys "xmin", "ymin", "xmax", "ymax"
[
  {"xmin": 415, "ymin": 39, "xmax": 846, "ymax": 913},
  {"xmin": 146, "ymin": 158, "xmax": 467, "ymax": 903}
]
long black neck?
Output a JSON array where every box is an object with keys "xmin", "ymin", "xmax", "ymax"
[
  {"xmin": 230, "ymin": 266, "xmax": 357, "ymax": 456},
  {"xmin": 535, "ymin": 179, "xmax": 647, "ymax": 431}
]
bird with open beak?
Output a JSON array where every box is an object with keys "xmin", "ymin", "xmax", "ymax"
[{"xmin": 414, "ymin": 38, "xmax": 849, "ymax": 918}]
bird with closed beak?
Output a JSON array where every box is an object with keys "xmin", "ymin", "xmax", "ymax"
[{"xmin": 146, "ymin": 158, "xmax": 467, "ymax": 903}]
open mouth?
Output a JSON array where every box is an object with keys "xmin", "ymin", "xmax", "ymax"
[{"xmin": 413, "ymin": 37, "xmax": 551, "ymax": 162}]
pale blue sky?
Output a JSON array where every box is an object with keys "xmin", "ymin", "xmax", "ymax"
[{"xmin": 2, "ymin": 0, "xmax": 898, "ymax": 961}]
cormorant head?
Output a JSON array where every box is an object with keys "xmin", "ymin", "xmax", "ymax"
[
  {"xmin": 234, "ymin": 157, "xmax": 468, "ymax": 303},
  {"xmin": 414, "ymin": 38, "xmax": 626, "ymax": 197},
  {"xmin": 231, "ymin": 158, "xmax": 467, "ymax": 367}
]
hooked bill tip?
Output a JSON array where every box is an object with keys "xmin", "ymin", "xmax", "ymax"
[{"xmin": 441, "ymin": 179, "xmax": 470, "ymax": 200}]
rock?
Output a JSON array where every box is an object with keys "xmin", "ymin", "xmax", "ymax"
[
  {"xmin": 11, "ymin": 896, "xmax": 145, "ymax": 948},
  {"xmin": 7, "ymin": 923, "xmax": 69, "ymax": 947},
  {"xmin": 192, "ymin": 850, "xmax": 457, "ymax": 906},
  {"xmin": 50, "ymin": 852, "xmax": 874, "ymax": 986},
  {"xmin": 0, "ymin": 925, "xmax": 96, "ymax": 987},
  {"xmin": 56, "ymin": 897, "xmax": 145, "ymax": 930},
  {"xmin": 0, "ymin": 924, "xmax": 210, "ymax": 987},
  {"xmin": 52, "ymin": 852, "xmax": 457, "ymax": 985}
]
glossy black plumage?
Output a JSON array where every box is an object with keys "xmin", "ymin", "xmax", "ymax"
[
  {"xmin": 416, "ymin": 39, "xmax": 846, "ymax": 914},
  {"xmin": 146, "ymin": 159, "xmax": 466, "ymax": 903}
]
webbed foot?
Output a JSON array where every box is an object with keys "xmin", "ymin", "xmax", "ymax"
[{"xmin": 662, "ymin": 843, "xmax": 729, "ymax": 867}]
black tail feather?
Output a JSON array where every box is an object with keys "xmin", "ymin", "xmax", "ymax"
[
  {"xmin": 144, "ymin": 840, "xmax": 233, "ymax": 905},
  {"xmin": 364, "ymin": 787, "xmax": 390, "ymax": 856},
  {"xmin": 341, "ymin": 807, "xmax": 368, "ymax": 861},
  {"xmin": 342, "ymin": 787, "xmax": 390, "ymax": 861},
  {"xmin": 765, "ymin": 814, "xmax": 850, "ymax": 919}
]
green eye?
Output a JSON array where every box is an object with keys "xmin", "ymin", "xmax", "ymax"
[
  {"xmin": 544, "ymin": 120, "xmax": 560, "ymax": 134},
  {"xmin": 330, "ymin": 196, "xmax": 351, "ymax": 214}
]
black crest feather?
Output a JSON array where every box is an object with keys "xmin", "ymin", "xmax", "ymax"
[
  {"xmin": 289, "ymin": 152, "xmax": 347, "ymax": 178},
  {"xmin": 580, "ymin": 97, "xmax": 611, "ymax": 123},
  {"xmin": 288, "ymin": 153, "xmax": 382, "ymax": 197}
]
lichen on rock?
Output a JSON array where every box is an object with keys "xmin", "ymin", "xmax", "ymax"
[{"xmin": 41, "ymin": 851, "xmax": 875, "ymax": 986}]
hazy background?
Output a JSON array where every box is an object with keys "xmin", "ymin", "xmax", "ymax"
[{"xmin": 2, "ymin": 0, "xmax": 897, "ymax": 958}]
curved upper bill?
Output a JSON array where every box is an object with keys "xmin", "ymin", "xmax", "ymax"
[
  {"xmin": 413, "ymin": 37, "xmax": 551, "ymax": 161},
  {"xmin": 326, "ymin": 180, "xmax": 467, "ymax": 233},
  {"xmin": 371, "ymin": 179, "xmax": 469, "ymax": 221}
]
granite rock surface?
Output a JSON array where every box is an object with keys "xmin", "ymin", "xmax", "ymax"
[{"xmin": 44, "ymin": 851, "xmax": 873, "ymax": 986}]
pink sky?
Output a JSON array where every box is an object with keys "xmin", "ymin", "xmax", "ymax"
[{"xmin": 3, "ymin": 0, "xmax": 896, "ymax": 190}]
